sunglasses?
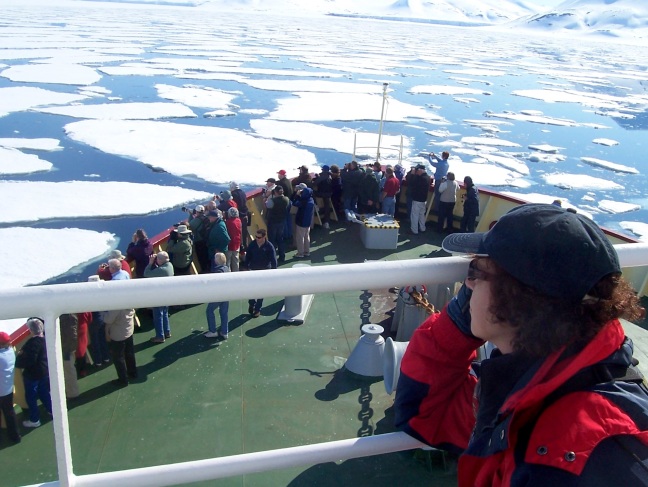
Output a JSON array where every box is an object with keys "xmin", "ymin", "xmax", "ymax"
[
  {"xmin": 466, "ymin": 260, "xmax": 494, "ymax": 282},
  {"xmin": 255, "ymin": 234, "xmax": 264, "ymax": 239}
]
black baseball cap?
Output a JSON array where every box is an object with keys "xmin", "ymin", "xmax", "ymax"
[{"xmin": 442, "ymin": 204, "xmax": 620, "ymax": 301}]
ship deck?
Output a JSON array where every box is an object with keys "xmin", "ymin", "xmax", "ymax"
[{"xmin": 2, "ymin": 219, "xmax": 459, "ymax": 487}]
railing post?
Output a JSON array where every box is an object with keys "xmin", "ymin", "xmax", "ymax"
[{"xmin": 44, "ymin": 313, "xmax": 76, "ymax": 487}]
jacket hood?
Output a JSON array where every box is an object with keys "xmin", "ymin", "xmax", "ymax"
[
  {"xmin": 212, "ymin": 263, "xmax": 229, "ymax": 273},
  {"xmin": 503, "ymin": 319, "xmax": 627, "ymax": 414}
]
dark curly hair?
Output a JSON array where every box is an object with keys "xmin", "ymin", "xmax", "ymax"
[{"xmin": 483, "ymin": 258, "xmax": 645, "ymax": 357}]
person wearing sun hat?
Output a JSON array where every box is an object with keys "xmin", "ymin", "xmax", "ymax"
[
  {"xmin": 0, "ymin": 331, "xmax": 21, "ymax": 443},
  {"xmin": 394, "ymin": 203, "xmax": 648, "ymax": 486},
  {"xmin": 144, "ymin": 251, "xmax": 174, "ymax": 344},
  {"xmin": 166, "ymin": 224, "xmax": 194, "ymax": 276}
]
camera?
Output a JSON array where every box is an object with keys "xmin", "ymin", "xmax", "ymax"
[{"xmin": 181, "ymin": 206, "xmax": 187, "ymax": 212}]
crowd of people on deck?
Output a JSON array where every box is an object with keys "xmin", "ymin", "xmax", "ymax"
[{"xmin": 1, "ymin": 151, "xmax": 483, "ymax": 444}]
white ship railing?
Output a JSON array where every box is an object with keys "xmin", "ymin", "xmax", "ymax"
[{"xmin": 2, "ymin": 244, "xmax": 647, "ymax": 487}]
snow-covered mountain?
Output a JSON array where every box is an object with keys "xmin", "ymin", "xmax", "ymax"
[
  {"xmin": 518, "ymin": 0, "xmax": 648, "ymax": 38},
  {"xmin": 68, "ymin": 0, "xmax": 542, "ymax": 24},
  {"xmin": 271, "ymin": 0, "xmax": 542, "ymax": 24},
  {"xmin": 22, "ymin": 0, "xmax": 648, "ymax": 40}
]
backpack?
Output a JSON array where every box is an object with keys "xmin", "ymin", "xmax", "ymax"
[{"xmin": 199, "ymin": 215, "xmax": 212, "ymax": 242}]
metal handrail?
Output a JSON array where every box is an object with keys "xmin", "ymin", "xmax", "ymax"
[{"xmin": 7, "ymin": 245, "xmax": 648, "ymax": 487}]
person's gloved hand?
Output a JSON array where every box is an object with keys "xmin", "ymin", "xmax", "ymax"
[{"xmin": 446, "ymin": 282, "xmax": 475, "ymax": 338}]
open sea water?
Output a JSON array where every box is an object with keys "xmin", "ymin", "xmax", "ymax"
[{"xmin": 0, "ymin": 5, "xmax": 647, "ymax": 285}]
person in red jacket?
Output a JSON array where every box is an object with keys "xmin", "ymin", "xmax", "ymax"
[
  {"xmin": 97, "ymin": 249, "xmax": 132, "ymax": 280},
  {"xmin": 395, "ymin": 204, "xmax": 648, "ymax": 486},
  {"xmin": 224, "ymin": 207, "xmax": 242, "ymax": 272},
  {"xmin": 76, "ymin": 312, "xmax": 92, "ymax": 377}
]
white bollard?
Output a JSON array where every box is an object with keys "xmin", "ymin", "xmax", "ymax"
[
  {"xmin": 345, "ymin": 324, "xmax": 385, "ymax": 377},
  {"xmin": 277, "ymin": 263, "xmax": 314, "ymax": 324}
]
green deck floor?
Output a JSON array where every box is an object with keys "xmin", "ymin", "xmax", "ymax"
[{"xmin": 2, "ymin": 221, "xmax": 458, "ymax": 487}]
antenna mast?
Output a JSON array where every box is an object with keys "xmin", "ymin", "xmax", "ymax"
[{"xmin": 376, "ymin": 82, "xmax": 389, "ymax": 164}]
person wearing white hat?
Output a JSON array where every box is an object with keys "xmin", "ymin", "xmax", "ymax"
[
  {"xmin": 166, "ymin": 224, "xmax": 193, "ymax": 276},
  {"xmin": 144, "ymin": 251, "xmax": 174, "ymax": 344}
]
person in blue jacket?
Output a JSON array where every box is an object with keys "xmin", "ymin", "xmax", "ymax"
[
  {"xmin": 292, "ymin": 183, "xmax": 315, "ymax": 259},
  {"xmin": 428, "ymin": 150, "xmax": 450, "ymax": 217}
]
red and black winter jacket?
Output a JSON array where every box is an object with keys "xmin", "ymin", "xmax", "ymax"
[{"xmin": 394, "ymin": 309, "xmax": 648, "ymax": 486}]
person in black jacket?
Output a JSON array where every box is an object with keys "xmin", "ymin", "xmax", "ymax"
[
  {"xmin": 15, "ymin": 318, "xmax": 52, "ymax": 428},
  {"xmin": 408, "ymin": 164, "xmax": 431, "ymax": 235},
  {"xmin": 330, "ymin": 164, "xmax": 343, "ymax": 222},
  {"xmin": 243, "ymin": 228, "xmax": 277, "ymax": 318},
  {"xmin": 313, "ymin": 165, "xmax": 333, "ymax": 229},
  {"xmin": 229, "ymin": 181, "xmax": 250, "ymax": 248},
  {"xmin": 341, "ymin": 160, "xmax": 363, "ymax": 217},
  {"xmin": 460, "ymin": 176, "xmax": 480, "ymax": 233}
]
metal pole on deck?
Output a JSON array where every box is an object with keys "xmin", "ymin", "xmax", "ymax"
[{"xmin": 376, "ymin": 82, "xmax": 388, "ymax": 164}]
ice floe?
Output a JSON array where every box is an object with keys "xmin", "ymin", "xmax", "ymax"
[
  {"xmin": 478, "ymin": 153, "xmax": 529, "ymax": 175},
  {"xmin": 0, "ymin": 227, "xmax": 116, "ymax": 291},
  {"xmin": 267, "ymin": 92, "xmax": 444, "ymax": 123},
  {"xmin": 0, "ymin": 86, "xmax": 87, "ymax": 117},
  {"xmin": 0, "ymin": 181, "xmax": 212, "ymax": 224},
  {"xmin": 251, "ymin": 119, "xmax": 410, "ymax": 158},
  {"xmin": 240, "ymin": 79, "xmax": 385, "ymax": 93},
  {"xmin": 1, "ymin": 63, "xmax": 101, "ymax": 85},
  {"xmin": 598, "ymin": 200, "xmax": 641, "ymax": 214},
  {"xmin": 528, "ymin": 143, "xmax": 564, "ymax": 153},
  {"xmin": 461, "ymin": 136, "xmax": 521, "ymax": 148},
  {"xmin": 0, "ymin": 147, "xmax": 53, "ymax": 175},
  {"xmin": 512, "ymin": 88, "xmax": 644, "ymax": 112},
  {"xmin": 542, "ymin": 173, "xmax": 624, "ymax": 190},
  {"xmin": 620, "ymin": 222, "xmax": 648, "ymax": 242},
  {"xmin": 580, "ymin": 157, "xmax": 639, "ymax": 174},
  {"xmin": 528, "ymin": 152, "xmax": 567, "ymax": 164},
  {"xmin": 155, "ymin": 84, "xmax": 241, "ymax": 110},
  {"xmin": 35, "ymin": 102, "xmax": 197, "ymax": 120},
  {"xmin": 409, "ymin": 85, "xmax": 492, "ymax": 96},
  {"xmin": 484, "ymin": 110, "xmax": 578, "ymax": 127},
  {"xmin": 593, "ymin": 138, "xmax": 620, "ymax": 146},
  {"xmin": 0, "ymin": 138, "xmax": 62, "ymax": 151},
  {"xmin": 64, "ymin": 119, "xmax": 319, "ymax": 184},
  {"xmin": 501, "ymin": 191, "xmax": 583, "ymax": 214}
]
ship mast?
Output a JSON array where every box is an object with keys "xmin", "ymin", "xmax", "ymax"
[{"xmin": 376, "ymin": 82, "xmax": 388, "ymax": 164}]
